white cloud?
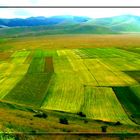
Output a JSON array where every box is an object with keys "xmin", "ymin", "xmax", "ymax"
[{"xmin": 0, "ymin": 0, "xmax": 140, "ymax": 6}]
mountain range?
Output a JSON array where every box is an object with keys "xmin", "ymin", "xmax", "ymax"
[{"xmin": 0, "ymin": 15, "xmax": 140, "ymax": 37}]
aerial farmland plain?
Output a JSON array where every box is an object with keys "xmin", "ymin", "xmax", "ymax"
[{"xmin": 0, "ymin": 15, "xmax": 140, "ymax": 140}]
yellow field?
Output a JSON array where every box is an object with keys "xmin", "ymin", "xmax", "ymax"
[{"xmin": 1, "ymin": 34, "xmax": 140, "ymax": 51}]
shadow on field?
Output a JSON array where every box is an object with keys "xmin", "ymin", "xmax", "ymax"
[{"xmin": 112, "ymin": 86, "xmax": 140, "ymax": 124}]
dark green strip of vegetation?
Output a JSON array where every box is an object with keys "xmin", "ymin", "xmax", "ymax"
[
  {"xmin": 27, "ymin": 50, "xmax": 45, "ymax": 74},
  {"xmin": 27, "ymin": 57, "xmax": 45, "ymax": 74},
  {"xmin": 4, "ymin": 73, "xmax": 52, "ymax": 107},
  {"xmin": 112, "ymin": 86, "xmax": 140, "ymax": 124},
  {"xmin": 120, "ymin": 48, "xmax": 140, "ymax": 55},
  {"xmin": 43, "ymin": 50, "xmax": 58, "ymax": 58}
]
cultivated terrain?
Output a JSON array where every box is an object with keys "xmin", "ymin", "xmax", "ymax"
[{"xmin": 0, "ymin": 15, "xmax": 140, "ymax": 140}]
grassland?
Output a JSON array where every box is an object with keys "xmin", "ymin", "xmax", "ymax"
[
  {"xmin": 1, "ymin": 100, "xmax": 140, "ymax": 140},
  {"xmin": 1, "ymin": 34, "xmax": 140, "ymax": 51},
  {"xmin": 0, "ymin": 34, "xmax": 140, "ymax": 139}
]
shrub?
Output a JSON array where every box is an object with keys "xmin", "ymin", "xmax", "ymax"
[
  {"xmin": 84, "ymin": 119, "xmax": 88, "ymax": 123},
  {"xmin": 101, "ymin": 126, "xmax": 107, "ymax": 132},
  {"xmin": 59, "ymin": 117, "xmax": 68, "ymax": 125},
  {"xmin": 77, "ymin": 112, "xmax": 86, "ymax": 117},
  {"xmin": 115, "ymin": 121, "xmax": 122, "ymax": 125},
  {"xmin": 31, "ymin": 130, "xmax": 36, "ymax": 134},
  {"xmin": 33, "ymin": 112, "xmax": 48, "ymax": 118}
]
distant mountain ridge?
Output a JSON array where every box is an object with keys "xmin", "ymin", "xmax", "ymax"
[
  {"xmin": 0, "ymin": 15, "xmax": 140, "ymax": 37},
  {"xmin": 0, "ymin": 16, "xmax": 91, "ymax": 27},
  {"xmin": 85, "ymin": 15, "xmax": 140, "ymax": 32}
]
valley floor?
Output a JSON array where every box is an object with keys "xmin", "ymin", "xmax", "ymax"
[{"xmin": 0, "ymin": 34, "xmax": 140, "ymax": 139}]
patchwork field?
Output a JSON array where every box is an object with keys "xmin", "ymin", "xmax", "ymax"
[
  {"xmin": 0, "ymin": 35, "xmax": 140, "ymax": 139},
  {"xmin": 82, "ymin": 86, "xmax": 134, "ymax": 125}
]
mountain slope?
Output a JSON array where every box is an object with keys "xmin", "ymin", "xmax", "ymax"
[
  {"xmin": 84, "ymin": 15, "xmax": 140, "ymax": 32},
  {"xmin": 0, "ymin": 15, "xmax": 140, "ymax": 36},
  {"xmin": 0, "ymin": 24, "xmax": 116, "ymax": 37},
  {"xmin": 0, "ymin": 16, "xmax": 91, "ymax": 27}
]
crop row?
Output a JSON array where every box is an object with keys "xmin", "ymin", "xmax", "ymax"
[{"xmin": 76, "ymin": 48, "xmax": 140, "ymax": 59}]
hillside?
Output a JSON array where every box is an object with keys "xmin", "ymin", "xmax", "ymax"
[
  {"xmin": 0, "ymin": 16, "xmax": 91, "ymax": 27},
  {"xmin": 0, "ymin": 24, "xmax": 116, "ymax": 37},
  {"xmin": 85, "ymin": 15, "xmax": 140, "ymax": 32},
  {"xmin": 1, "ymin": 15, "xmax": 140, "ymax": 37}
]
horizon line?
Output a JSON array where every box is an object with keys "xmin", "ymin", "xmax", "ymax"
[{"xmin": 0, "ymin": 14, "xmax": 139, "ymax": 19}]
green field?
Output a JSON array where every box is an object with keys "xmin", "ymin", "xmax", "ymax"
[
  {"xmin": 82, "ymin": 86, "xmax": 134, "ymax": 125},
  {"xmin": 0, "ymin": 35, "xmax": 140, "ymax": 139},
  {"xmin": 1, "ymin": 47, "xmax": 139, "ymax": 124}
]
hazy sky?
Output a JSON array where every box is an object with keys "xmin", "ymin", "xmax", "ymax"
[
  {"xmin": 0, "ymin": 0, "xmax": 140, "ymax": 6},
  {"xmin": 1, "ymin": 8, "xmax": 140, "ymax": 19},
  {"xmin": 0, "ymin": 0, "xmax": 140, "ymax": 18}
]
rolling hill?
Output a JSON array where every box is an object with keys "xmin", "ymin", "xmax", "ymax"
[
  {"xmin": 1, "ymin": 15, "xmax": 140, "ymax": 37},
  {"xmin": 0, "ymin": 15, "xmax": 91, "ymax": 27},
  {"xmin": 84, "ymin": 15, "xmax": 140, "ymax": 32},
  {"xmin": 0, "ymin": 24, "xmax": 116, "ymax": 37}
]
